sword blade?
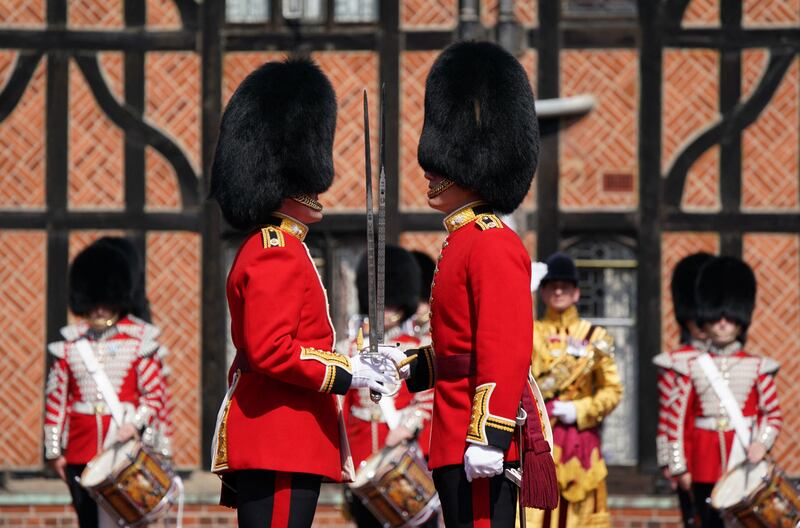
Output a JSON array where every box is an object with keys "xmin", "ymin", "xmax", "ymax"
[
  {"xmin": 376, "ymin": 83, "xmax": 386, "ymax": 343},
  {"xmin": 363, "ymin": 90, "xmax": 378, "ymax": 356}
]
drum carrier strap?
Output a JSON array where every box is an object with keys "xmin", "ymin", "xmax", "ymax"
[{"xmin": 75, "ymin": 339, "xmax": 125, "ymax": 426}]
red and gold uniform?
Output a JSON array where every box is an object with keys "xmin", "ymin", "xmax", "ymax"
[
  {"xmin": 662, "ymin": 341, "xmax": 782, "ymax": 484},
  {"xmin": 527, "ymin": 306, "xmax": 622, "ymax": 528},
  {"xmin": 211, "ymin": 214, "xmax": 354, "ymax": 480},
  {"xmin": 343, "ymin": 329, "xmax": 433, "ymax": 468},
  {"xmin": 44, "ymin": 316, "xmax": 166, "ymax": 465},
  {"xmin": 405, "ymin": 202, "xmax": 556, "ymax": 527}
]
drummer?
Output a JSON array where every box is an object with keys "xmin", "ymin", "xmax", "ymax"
[
  {"xmin": 43, "ymin": 238, "xmax": 168, "ymax": 528},
  {"xmin": 662, "ymin": 256, "xmax": 783, "ymax": 527},
  {"xmin": 342, "ymin": 245, "xmax": 435, "ymax": 528}
]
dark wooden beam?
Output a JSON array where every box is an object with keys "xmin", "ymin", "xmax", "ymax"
[
  {"xmin": 199, "ymin": 0, "xmax": 227, "ymax": 471},
  {"xmin": 223, "ymin": 28, "xmax": 377, "ymax": 51},
  {"xmin": 0, "ymin": 29, "xmax": 196, "ymax": 50},
  {"xmin": 664, "ymin": 212, "xmax": 800, "ymax": 232},
  {"xmin": 0, "ymin": 211, "xmax": 202, "ymax": 230},
  {"xmin": 379, "ymin": 0, "xmax": 401, "ymax": 244},
  {"xmin": 664, "ymin": 28, "xmax": 800, "ymax": 49}
]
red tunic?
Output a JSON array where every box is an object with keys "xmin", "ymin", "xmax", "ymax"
[
  {"xmin": 406, "ymin": 202, "xmax": 534, "ymax": 470},
  {"xmin": 343, "ymin": 331, "xmax": 433, "ymax": 468},
  {"xmin": 211, "ymin": 214, "xmax": 353, "ymax": 481},
  {"xmin": 663, "ymin": 343, "xmax": 782, "ymax": 483},
  {"xmin": 43, "ymin": 317, "xmax": 166, "ymax": 464}
]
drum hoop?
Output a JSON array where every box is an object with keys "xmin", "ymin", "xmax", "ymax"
[
  {"xmin": 87, "ymin": 475, "xmax": 180, "ymax": 528},
  {"xmin": 711, "ymin": 460, "xmax": 774, "ymax": 510}
]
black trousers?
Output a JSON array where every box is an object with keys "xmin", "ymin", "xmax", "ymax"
[
  {"xmin": 432, "ymin": 465, "xmax": 518, "ymax": 528},
  {"xmin": 676, "ymin": 486, "xmax": 698, "ymax": 527},
  {"xmin": 234, "ymin": 470, "xmax": 322, "ymax": 528},
  {"xmin": 66, "ymin": 464, "xmax": 98, "ymax": 528},
  {"xmin": 692, "ymin": 483, "xmax": 724, "ymax": 528},
  {"xmin": 344, "ymin": 487, "xmax": 439, "ymax": 528}
]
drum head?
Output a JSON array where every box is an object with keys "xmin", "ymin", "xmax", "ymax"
[
  {"xmin": 352, "ymin": 442, "xmax": 408, "ymax": 488},
  {"xmin": 711, "ymin": 460, "xmax": 770, "ymax": 509},
  {"xmin": 81, "ymin": 439, "xmax": 139, "ymax": 487}
]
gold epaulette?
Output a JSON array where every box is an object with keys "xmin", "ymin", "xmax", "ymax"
[
  {"xmin": 261, "ymin": 226, "xmax": 286, "ymax": 248},
  {"xmin": 474, "ymin": 213, "xmax": 503, "ymax": 231}
]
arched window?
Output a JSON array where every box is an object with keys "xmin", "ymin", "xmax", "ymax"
[{"xmin": 565, "ymin": 236, "xmax": 638, "ymax": 466}]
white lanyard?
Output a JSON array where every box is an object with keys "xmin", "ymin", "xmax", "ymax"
[
  {"xmin": 75, "ymin": 339, "xmax": 124, "ymax": 426},
  {"xmin": 696, "ymin": 353, "xmax": 752, "ymax": 447}
]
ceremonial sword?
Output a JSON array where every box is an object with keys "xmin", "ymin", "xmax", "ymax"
[{"xmin": 363, "ymin": 86, "xmax": 387, "ymax": 403}]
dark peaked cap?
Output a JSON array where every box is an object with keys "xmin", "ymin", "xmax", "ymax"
[
  {"xmin": 210, "ymin": 57, "xmax": 337, "ymax": 231},
  {"xmin": 417, "ymin": 41, "xmax": 539, "ymax": 214},
  {"xmin": 696, "ymin": 256, "xmax": 757, "ymax": 332},
  {"xmin": 671, "ymin": 252, "xmax": 713, "ymax": 333}
]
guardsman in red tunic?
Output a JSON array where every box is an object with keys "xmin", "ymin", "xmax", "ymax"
[
  {"xmin": 663, "ymin": 257, "xmax": 782, "ymax": 528},
  {"xmin": 44, "ymin": 239, "xmax": 167, "ymax": 528},
  {"xmin": 343, "ymin": 245, "xmax": 435, "ymax": 528},
  {"xmin": 208, "ymin": 57, "xmax": 400, "ymax": 528},
  {"xmin": 400, "ymin": 41, "xmax": 558, "ymax": 528},
  {"xmin": 653, "ymin": 252, "xmax": 713, "ymax": 528}
]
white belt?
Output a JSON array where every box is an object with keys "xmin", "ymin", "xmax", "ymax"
[
  {"xmin": 350, "ymin": 405, "xmax": 386, "ymax": 423},
  {"xmin": 72, "ymin": 401, "xmax": 114, "ymax": 415},
  {"xmin": 695, "ymin": 415, "xmax": 755, "ymax": 432}
]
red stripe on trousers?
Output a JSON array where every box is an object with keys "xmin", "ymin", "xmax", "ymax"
[
  {"xmin": 270, "ymin": 472, "xmax": 292, "ymax": 528},
  {"xmin": 471, "ymin": 477, "xmax": 491, "ymax": 528}
]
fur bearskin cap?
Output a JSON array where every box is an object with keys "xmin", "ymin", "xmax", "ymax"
[
  {"xmin": 417, "ymin": 41, "xmax": 539, "ymax": 214},
  {"xmin": 540, "ymin": 252, "xmax": 579, "ymax": 286},
  {"xmin": 356, "ymin": 245, "xmax": 422, "ymax": 323},
  {"xmin": 671, "ymin": 252, "xmax": 713, "ymax": 340},
  {"xmin": 210, "ymin": 57, "xmax": 337, "ymax": 230},
  {"xmin": 696, "ymin": 256, "xmax": 757, "ymax": 332},
  {"xmin": 411, "ymin": 250, "xmax": 436, "ymax": 301},
  {"xmin": 69, "ymin": 240, "xmax": 134, "ymax": 317},
  {"xmin": 95, "ymin": 237, "xmax": 151, "ymax": 322}
]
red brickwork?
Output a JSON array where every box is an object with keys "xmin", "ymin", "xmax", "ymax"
[
  {"xmin": 147, "ymin": 232, "xmax": 201, "ymax": 468},
  {"xmin": 560, "ymin": 50, "xmax": 638, "ymax": 210},
  {"xmin": 660, "ymin": 232, "xmax": 719, "ymax": 353},
  {"xmin": 145, "ymin": 52, "xmax": 200, "ymax": 211},
  {"xmin": 0, "ymin": 51, "xmax": 46, "ymax": 209},
  {"xmin": 68, "ymin": 0, "xmax": 123, "ymax": 29},
  {"xmin": 0, "ymin": 503, "xmax": 683, "ymax": 527},
  {"xmin": 223, "ymin": 51, "xmax": 379, "ymax": 212},
  {"xmin": 662, "ymin": 50, "xmax": 720, "ymax": 211},
  {"xmin": 743, "ymin": 234, "xmax": 800, "ymax": 475},
  {"xmin": 401, "ymin": 0, "xmax": 457, "ymax": 30},
  {"xmin": 147, "ymin": 0, "xmax": 182, "ymax": 29},
  {"xmin": 399, "ymin": 51, "xmax": 436, "ymax": 210},
  {"xmin": 0, "ymin": 230, "xmax": 46, "ymax": 469},
  {"xmin": 0, "ymin": 0, "xmax": 44, "ymax": 27},
  {"xmin": 68, "ymin": 55, "xmax": 125, "ymax": 210},
  {"xmin": 743, "ymin": 0, "xmax": 800, "ymax": 27},
  {"xmin": 742, "ymin": 53, "xmax": 799, "ymax": 211},
  {"xmin": 682, "ymin": 0, "xmax": 719, "ymax": 27}
]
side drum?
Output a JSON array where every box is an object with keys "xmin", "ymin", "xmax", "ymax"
[
  {"xmin": 350, "ymin": 441, "xmax": 439, "ymax": 528},
  {"xmin": 711, "ymin": 460, "xmax": 800, "ymax": 527},
  {"xmin": 80, "ymin": 439, "xmax": 178, "ymax": 527}
]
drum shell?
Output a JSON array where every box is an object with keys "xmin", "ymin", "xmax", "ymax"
[
  {"xmin": 350, "ymin": 442, "xmax": 438, "ymax": 528},
  {"xmin": 81, "ymin": 441, "xmax": 174, "ymax": 526},
  {"xmin": 715, "ymin": 464, "xmax": 800, "ymax": 528}
]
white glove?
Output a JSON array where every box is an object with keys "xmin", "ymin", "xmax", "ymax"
[
  {"xmin": 550, "ymin": 400, "xmax": 577, "ymax": 424},
  {"xmin": 531, "ymin": 261, "xmax": 549, "ymax": 292},
  {"xmin": 377, "ymin": 344, "xmax": 411, "ymax": 380},
  {"xmin": 349, "ymin": 354, "xmax": 393, "ymax": 394},
  {"xmin": 463, "ymin": 444, "xmax": 504, "ymax": 482}
]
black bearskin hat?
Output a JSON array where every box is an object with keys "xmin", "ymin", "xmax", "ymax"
[
  {"xmin": 356, "ymin": 245, "xmax": 422, "ymax": 323},
  {"xmin": 696, "ymin": 256, "xmax": 757, "ymax": 333},
  {"xmin": 417, "ymin": 41, "xmax": 539, "ymax": 214},
  {"xmin": 95, "ymin": 237, "xmax": 151, "ymax": 322},
  {"xmin": 210, "ymin": 57, "xmax": 337, "ymax": 230},
  {"xmin": 411, "ymin": 250, "xmax": 436, "ymax": 302},
  {"xmin": 540, "ymin": 252, "xmax": 579, "ymax": 286},
  {"xmin": 671, "ymin": 252, "xmax": 713, "ymax": 340},
  {"xmin": 69, "ymin": 240, "xmax": 134, "ymax": 317}
]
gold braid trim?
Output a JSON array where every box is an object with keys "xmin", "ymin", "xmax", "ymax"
[{"xmin": 300, "ymin": 347, "xmax": 352, "ymax": 371}]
